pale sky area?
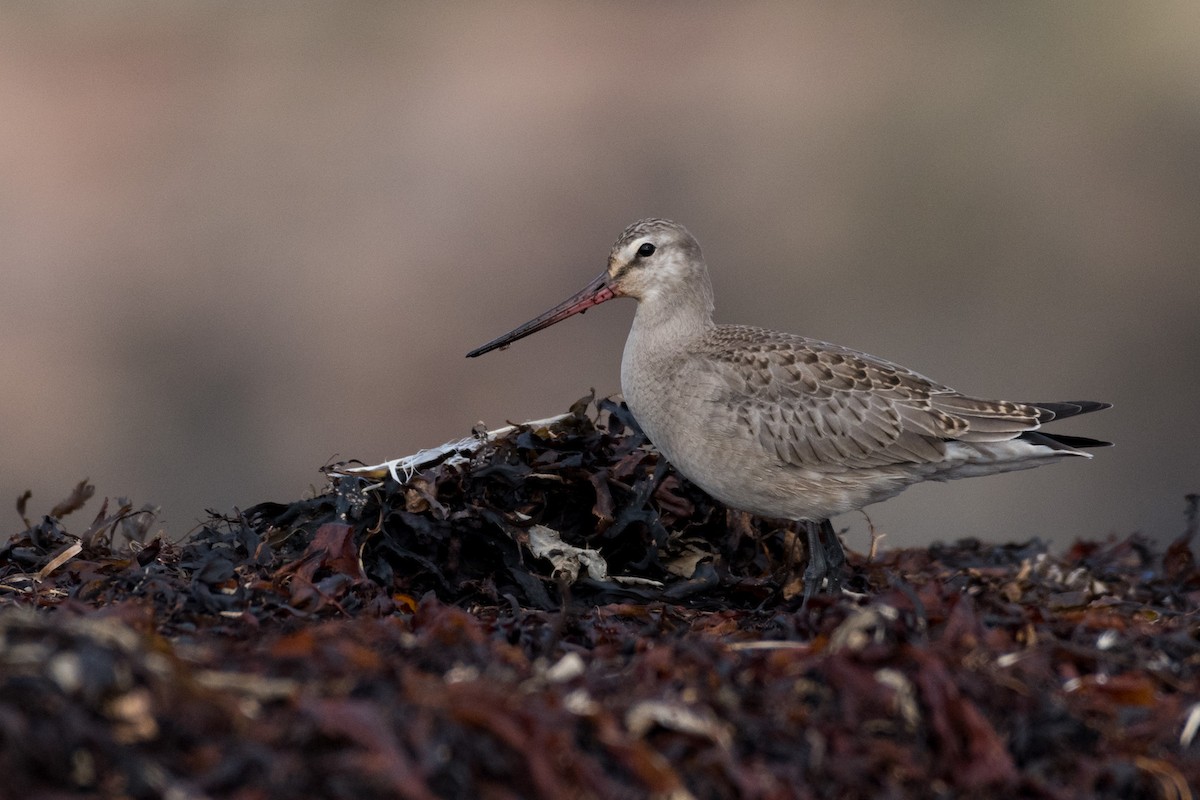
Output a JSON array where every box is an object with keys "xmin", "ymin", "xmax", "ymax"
[{"xmin": 2, "ymin": 4, "xmax": 1198, "ymax": 550}]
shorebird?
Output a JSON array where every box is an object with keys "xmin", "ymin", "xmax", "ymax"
[{"xmin": 467, "ymin": 219, "xmax": 1110, "ymax": 605}]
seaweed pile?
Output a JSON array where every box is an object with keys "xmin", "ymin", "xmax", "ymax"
[{"xmin": 1, "ymin": 396, "xmax": 1197, "ymax": 799}]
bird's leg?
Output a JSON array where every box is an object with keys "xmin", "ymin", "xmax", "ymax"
[
  {"xmin": 819, "ymin": 518, "xmax": 846, "ymax": 594},
  {"xmin": 800, "ymin": 520, "xmax": 829, "ymax": 610}
]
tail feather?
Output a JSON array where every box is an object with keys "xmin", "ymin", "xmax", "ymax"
[
  {"xmin": 1032, "ymin": 401, "xmax": 1112, "ymax": 420},
  {"xmin": 1017, "ymin": 401, "xmax": 1112, "ymax": 453},
  {"xmin": 1020, "ymin": 430, "xmax": 1113, "ymax": 452}
]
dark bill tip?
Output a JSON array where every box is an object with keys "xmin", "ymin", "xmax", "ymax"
[{"xmin": 466, "ymin": 271, "xmax": 616, "ymax": 358}]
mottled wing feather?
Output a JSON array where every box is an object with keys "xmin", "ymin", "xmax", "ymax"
[
  {"xmin": 926, "ymin": 394, "xmax": 1050, "ymax": 442},
  {"xmin": 697, "ymin": 326, "xmax": 1049, "ymax": 470}
]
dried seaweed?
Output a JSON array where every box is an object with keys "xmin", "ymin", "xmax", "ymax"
[{"xmin": 1, "ymin": 396, "xmax": 1197, "ymax": 799}]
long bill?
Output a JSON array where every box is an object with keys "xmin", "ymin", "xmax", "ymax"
[{"xmin": 466, "ymin": 271, "xmax": 618, "ymax": 357}]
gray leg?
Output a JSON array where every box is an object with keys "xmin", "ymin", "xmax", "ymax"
[
  {"xmin": 820, "ymin": 519, "xmax": 846, "ymax": 593},
  {"xmin": 801, "ymin": 520, "xmax": 829, "ymax": 610}
]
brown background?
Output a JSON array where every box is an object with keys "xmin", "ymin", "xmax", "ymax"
[{"xmin": 2, "ymin": 4, "xmax": 1197, "ymax": 549}]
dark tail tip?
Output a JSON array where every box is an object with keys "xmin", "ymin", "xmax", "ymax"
[
  {"xmin": 1033, "ymin": 401, "xmax": 1112, "ymax": 420},
  {"xmin": 1021, "ymin": 431, "xmax": 1113, "ymax": 451}
]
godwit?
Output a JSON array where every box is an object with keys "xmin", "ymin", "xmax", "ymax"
[{"xmin": 467, "ymin": 219, "xmax": 1110, "ymax": 605}]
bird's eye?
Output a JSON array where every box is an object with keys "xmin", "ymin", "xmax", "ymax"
[{"xmin": 636, "ymin": 242, "xmax": 656, "ymax": 258}]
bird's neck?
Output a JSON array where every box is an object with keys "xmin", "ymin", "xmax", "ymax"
[
  {"xmin": 620, "ymin": 279, "xmax": 714, "ymax": 441},
  {"xmin": 626, "ymin": 281, "xmax": 716, "ymax": 356}
]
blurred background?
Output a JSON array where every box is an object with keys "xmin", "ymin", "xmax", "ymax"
[{"xmin": 2, "ymin": 3, "xmax": 1197, "ymax": 549}]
